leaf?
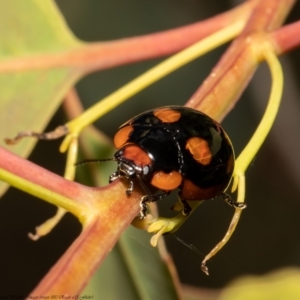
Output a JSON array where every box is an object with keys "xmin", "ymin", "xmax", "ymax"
[
  {"xmin": 0, "ymin": 1, "xmax": 183, "ymax": 296},
  {"xmin": 219, "ymin": 268, "xmax": 300, "ymax": 300},
  {"xmin": 0, "ymin": 0, "xmax": 82, "ymax": 195}
]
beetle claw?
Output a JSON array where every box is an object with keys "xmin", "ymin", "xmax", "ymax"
[
  {"xmin": 223, "ymin": 192, "xmax": 246, "ymax": 209},
  {"xmin": 139, "ymin": 196, "xmax": 148, "ymax": 219},
  {"xmin": 201, "ymin": 262, "xmax": 209, "ymax": 276}
]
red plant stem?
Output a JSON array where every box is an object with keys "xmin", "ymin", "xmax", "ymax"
[
  {"xmin": 0, "ymin": 2, "xmax": 297, "ymax": 80},
  {"xmin": 271, "ymin": 20, "xmax": 300, "ymax": 54},
  {"xmin": 240, "ymin": 0, "xmax": 295, "ymax": 33},
  {"xmin": 0, "ymin": 2, "xmax": 252, "ymax": 74},
  {"xmin": 0, "ymin": 146, "xmax": 87, "ymax": 204},
  {"xmin": 186, "ymin": 0, "xmax": 296, "ymax": 120},
  {"xmin": 0, "ymin": 145, "xmax": 143, "ymax": 294},
  {"xmin": 30, "ymin": 183, "xmax": 141, "ymax": 295}
]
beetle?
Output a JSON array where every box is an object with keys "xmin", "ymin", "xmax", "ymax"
[{"xmin": 105, "ymin": 106, "xmax": 244, "ymax": 218}]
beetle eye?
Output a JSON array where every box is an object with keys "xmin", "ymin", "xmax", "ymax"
[{"xmin": 143, "ymin": 165, "xmax": 150, "ymax": 175}]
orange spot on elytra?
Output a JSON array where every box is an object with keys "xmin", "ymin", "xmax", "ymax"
[
  {"xmin": 114, "ymin": 126, "xmax": 133, "ymax": 148},
  {"xmin": 123, "ymin": 145, "xmax": 151, "ymax": 166},
  {"xmin": 151, "ymin": 170, "xmax": 182, "ymax": 190},
  {"xmin": 186, "ymin": 137, "xmax": 212, "ymax": 165},
  {"xmin": 154, "ymin": 108, "xmax": 181, "ymax": 123}
]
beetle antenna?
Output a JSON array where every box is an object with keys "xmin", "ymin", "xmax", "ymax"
[{"xmin": 75, "ymin": 158, "xmax": 116, "ymax": 167}]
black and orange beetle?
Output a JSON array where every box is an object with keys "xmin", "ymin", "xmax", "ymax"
[{"xmin": 106, "ymin": 106, "xmax": 244, "ymax": 218}]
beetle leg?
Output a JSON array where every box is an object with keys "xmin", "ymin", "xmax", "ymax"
[
  {"xmin": 141, "ymin": 191, "xmax": 171, "ymax": 203},
  {"xmin": 109, "ymin": 172, "xmax": 134, "ymax": 196},
  {"xmin": 109, "ymin": 172, "xmax": 119, "ymax": 183},
  {"xmin": 139, "ymin": 196, "xmax": 149, "ymax": 219},
  {"xmin": 126, "ymin": 180, "xmax": 134, "ymax": 196},
  {"xmin": 222, "ymin": 193, "xmax": 247, "ymax": 209},
  {"xmin": 178, "ymin": 193, "xmax": 192, "ymax": 216},
  {"xmin": 139, "ymin": 191, "xmax": 170, "ymax": 219}
]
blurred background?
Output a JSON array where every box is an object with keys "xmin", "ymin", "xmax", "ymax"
[{"xmin": 0, "ymin": 0, "xmax": 300, "ymax": 296}]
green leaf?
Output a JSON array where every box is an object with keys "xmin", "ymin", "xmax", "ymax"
[
  {"xmin": 0, "ymin": 0, "xmax": 79, "ymax": 55},
  {"xmin": 219, "ymin": 268, "xmax": 300, "ymax": 300},
  {"xmin": 0, "ymin": 2, "xmax": 182, "ymax": 297},
  {"xmin": 0, "ymin": 0, "xmax": 82, "ymax": 195}
]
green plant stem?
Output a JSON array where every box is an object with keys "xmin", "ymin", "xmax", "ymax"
[
  {"xmin": 0, "ymin": 167, "xmax": 84, "ymax": 219},
  {"xmin": 61, "ymin": 20, "xmax": 245, "ymax": 152},
  {"xmin": 234, "ymin": 43, "xmax": 284, "ymax": 175}
]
